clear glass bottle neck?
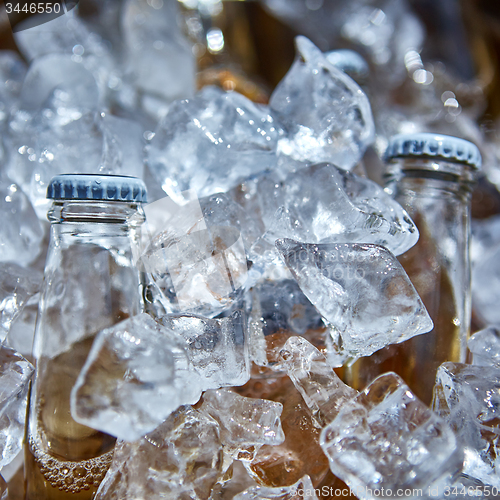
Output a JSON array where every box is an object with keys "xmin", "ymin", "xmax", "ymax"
[
  {"xmin": 47, "ymin": 200, "xmax": 146, "ymax": 227},
  {"xmin": 384, "ymin": 158, "xmax": 476, "ymax": 198}
]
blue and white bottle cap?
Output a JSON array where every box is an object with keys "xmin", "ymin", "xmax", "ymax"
[
  {"xmin": 47, "ymin": 174, "xmax": 148, "ymax": 203},
  {"xmin": 385, "ymin": 133, "xmax": 482, "ymax": 170}
]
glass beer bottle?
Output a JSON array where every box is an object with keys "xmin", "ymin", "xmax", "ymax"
[
  {"xmin": 345, "ymin": 133, "xmax": 481, "ymax": 404},
  {"xmin": 25, "ymin": 174, "xmax": 147, "ymax": 499}
]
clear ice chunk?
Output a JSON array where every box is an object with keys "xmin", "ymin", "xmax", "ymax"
[
  {"xmin": 139, "ymin": 192, "xmax": 251, "ymax": 318},
  {"xmin": 336, "ymin": 0, "xmax": 424, "ymax": 87},
  {"xmin": 200, "ymin": 389, "xmax": 285, "ymax": 463},
  {"xmin": 18, "ymin": 54, "xmax": 99, "ymax": 114},
  {"xmin": 14, "ymin": 9, "xmax": 117, "ymax": 103},
  {"xmin": 433, "ymin": 362, "xmax": 500, "ymax": 488},
  {"xmin": 270, "ymin": 37, "xmax": 374, "ymax": 171},
  {"xmin": 267, "ymin": 163, "xmax": 419, "ymax": 257},
  {"xmin": 320, "ymin": 372, "xmax": 462, "ymax": 500},
  {"xmin": 8, "ymin": 55, "xmax": 101, "ymax": 217},
  {"xmin": 121, "ymin": 0, "xmax": 196, "ymax": 109},
  {"xmin": 8, "ymin": 54, "xmax": 143, "ymax": 217},
  {"xmin": 14, "ymin": 9, "xmax": 111, "ymax": 64},
  {"xmin": 279, "ymin": 336, "xmax": 357, "ymax": 427},
  {"xmin": 95, "ymin": 405, "xmax": 223, "ymax": 499},
  {"xmin": 6, "ymin": 293, "xmax": 39, "ymax": 358},
  {"xmin": 97, "ymin": 113, "xmax": 145, "ymax": 179},
  {"xmin": 471, "ymin": 242, "xmax": 500, "ymax": 326},
  {"xmin": 468, "ymin": 326, "xmax": 500, "ymax": 368},
  {"xmin": 0, "ymin": 262, "xmax": 42, "ymax": 342},
  {"xmin": 0, "ymin": 179, "xmax": 44, "ymax": 266},
  {"xmin": 0, "ymin": 345, "xmax": 34, "ymax": 468},
  {"xmin": 261, "ymin": 0, "xmax": 424, "ymax": 89},
  {"xmin": 233, "ymin": 474, "xmax": 318, "ymax": 500},
  {"xmin": 71, "ymin": 313, "xmax": 203, "ymax": 441},
  {"xmin": 246, "ymin": 279, "xmax": 326, "ymax": 367},
  {"xmin": 159, "ymin": 310, "xmax": 250, "ymax": 389},
  {"xmin": 228, "ymin": 170, "xmax": 299, "ymax": 280},
  {"xmin": 248, "ymin": 279, "xmax": 324, "ymax": 339},
  {"xmin": 471, "ymin": 215, "xmax": 500, "ymax": 266},
  {"xmin": 209, "ymin": 460, "xmax": 260, "ymax": 500},
  {"xmin": 145, "ymin": 86, "xmax": 285, "ymax": 202},
  {"xmin": 245, "ymin": 375, "xmax": 330, "ymax": 489},
  {"xmin": 0, "ymin": 51, "xmax": 26, "ymax": 124},
  {"xmin": 276, "ymin": 240, "xmax": 433, "ymax": 361},
  {"xmin": 470, "ymin": 216, "xmax": 500, "ymax": 326}
]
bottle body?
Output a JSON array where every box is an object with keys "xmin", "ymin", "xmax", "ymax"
[
  {"xmin": 345, "ymin": 158, "xmax": 475, "ymax": 404},
  {"xmin": 25, "ymin": 200, "xmax": 144, "ymax": 499}
]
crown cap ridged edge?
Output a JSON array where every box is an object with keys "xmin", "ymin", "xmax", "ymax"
[
  {"xmin": 47, "ymin": 174, "xmax": 148, "ymax": 202},
  {"xmin": 385, "ymin": 133, "xmax": 482, "ymax": 170}
]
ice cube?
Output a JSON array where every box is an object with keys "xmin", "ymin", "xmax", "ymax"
[
  {"xmin": 433, "ymin": 362, "xmax": 500, "ymax": 488},
  {"xmin": 430, "ymin": 473, "xmax": 498, "ymax": 500},
  {"xmin": 7, "ymin": 55, "xmax": 101, "ymax": 216},
  {"xmin": 0, "ymin": 179, "xmax": 44, "ymax": 266},
  {"xmin": 97, "ymin": 113, "xmax": 145, "ymax": 179},
  {"xmin": 228, "ymin": 171, "xmax": 285, "ymax": 238},
  {"xmin": 267, "ymin": 163, "xmax": 419, "ymax": 257},
  {"xmin": 95, "ymin": 405, "xmax": 223, "ymax": 499},
  {"xmin": 0, "ymin": 263, "xmax": 41, "ymax": 343},
  {"xmin": 246, "ymin": 279, "xmax": 327, "ymax": 367},
  {"xmin": 276, "ymin": 239, "xmax": 433, "ymax": 361},
  {"xmin": 6, "ymin": 293, "xmax": 39, "ymax": 358},
  {"xmin": 145, "ymin": 86, "xmax": 285, "ymax": 202},
  {"xmin": 121, "ymin": 0, "xmax": 196, "ymax": 108},
  {"xmin": 0, "ymin": 51, "xmax": 26, "ymax": 125},
  {"xmin": 261, "ymin": 0, "xmax": 423, "ymax": 89},
  {"xmin": 200, "ymin": 388, "xmax": 285, "ymax": 465},
  {"xmin": 19, "ymin": 54, "xmax": 99, "ymax": 114},
  {"xmin": 158, "ymin": 310, "xmax": 250, "ymax": 389},
  {"xmin": 0, "ymin": 345, "xmax": 34, "ymax": 468},
  {"xmin": 472, "ymin": 242, "xmax": 500, "ymax": 326},
  {"xmin": 242, "ymin": 375, "xmax": 331, "ymax": 488},
  {"xmin": 14, "ymin": 9, "xmax": 110, "ymax": 64},
  {"xmin": 209, "ymin": 460, "xmax": 259, "ymax": 500},
  {"xmin": 71, "ymin": 313, "xmax": 204, "ymax": 441},
  {"xmin": 140, "ymin": 192, "xmax": 251, "ymax": 317},
  {"xmin": 320, "ymin": 372, "xmax": 462, "ymax": 500},
  {"xmin": 249, "ymin": 279, "xmax": 325, "ymax": 339},
  {"xmin": 14, "ymin": 9, "xmax": 116, "ymax": 99},
  {"xmin": 8, "ymin": 55, "xmax": 143, "ymax": 218},
  {"xmin": 279, "ymin": 336, "xmax": 357, "ymax": 427},
  {"xmin": 338, "ymin": 0, "xmax": 424, "ymax": 87},
  {"xmin": 468, "ymin": 326, "xmax": 500, "ymax": 368},
  {"xmin": 234, "ymin": 474, "xmax": 318, "ymax": 499},
  {"xmin": 270, "ymin": 37, "xmax": 374, "ymax": 171},
  {"xmin": 471, "ymin": 215, "xmax": 500, "ymax": 266}
]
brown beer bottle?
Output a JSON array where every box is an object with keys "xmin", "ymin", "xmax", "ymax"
[
  {"xmin": 25, "ymin": 174, "xmax": 146, "ymax": 499},
  {"xmin": 345, "ymin": 133, "xmax": 481, "ymax": 405}
]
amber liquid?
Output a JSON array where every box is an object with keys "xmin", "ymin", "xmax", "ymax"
[
  {"xmin": 24, "ymin": 337, "xmax": 115, "ymax": 500},
  {"xmin": 345, "ymin": 213, "xmax": 460, "ymax": 405}
]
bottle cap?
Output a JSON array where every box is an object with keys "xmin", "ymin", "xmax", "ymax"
[
  {"xmin": 385, "ymin": 133, "xmax": 482, "ymax": 170},
  {"xmin": 47, "ymin": 174, "xmax": 148, "ymax": 203}
]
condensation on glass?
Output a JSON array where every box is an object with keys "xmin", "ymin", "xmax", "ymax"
[
  {"xmin": 345, "ymin": 133, "xmax": 481, "ymax": 405},
  {"xmin": 24, "ymin": 174, "xmax": 147, "ymax": 500}
]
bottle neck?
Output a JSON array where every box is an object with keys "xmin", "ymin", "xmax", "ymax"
[
  {"xmin": 47, "ymin": 200, "xmax": 146, "ymax": 227},
  {"xmin": 384, "ymin": 158, "xmax": 476, "ymax": 201}
]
